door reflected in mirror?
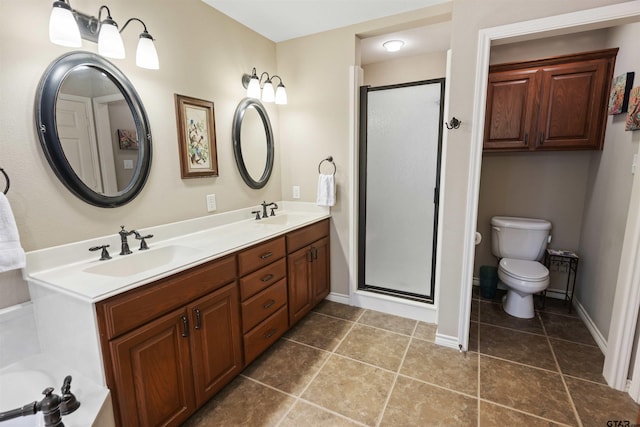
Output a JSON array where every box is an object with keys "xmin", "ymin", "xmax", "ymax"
[
  {"xmin": 57, "ymin": 66, "xmax": 139, "ymax": 196},
  {"xmin": 240, "ymin": 106, "xmax": 268, "ymax": 182}
]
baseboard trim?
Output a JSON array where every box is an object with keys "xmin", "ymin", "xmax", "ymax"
[
  {"xmin": 573, "ymin": 298, "xmax": 607, "ymax": 355},
  {"xmin": 435, "ymin": 332, "xmax": 459, "ymax": 350},
  {"xmin": 349, "ymin": 290, "xmax": 437, "ymax": 323},
  {"xmin": 326, "ymin": 292, "xmax": 350, "ymax": 305}
]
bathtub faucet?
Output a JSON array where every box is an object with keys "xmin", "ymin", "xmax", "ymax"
[{"xmin": 0, "ymin": 375, "xmax": 80, "ymax": 426}]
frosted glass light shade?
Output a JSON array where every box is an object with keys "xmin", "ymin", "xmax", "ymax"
[
  {"xmin": 261, "ymin": 81, "xmax": 275, "ymax": 103},
  {"xmin": 383, "ymin": 40, "xmax": 404, "ymax": 52},
  {"xmin": 49, "ymin": 1, "xmax": 81, "ymax": 47},
  {"xmin": 136, "ymin": 33, "xmax": 159, "ymax": 69},
  {"xmin": 275, "ymin": 84, "xmax": 287, "ymax": 105},
  {"xmin": 98, "ymin": 20, "xmax": 125, "ymax": 59},
  {"xmin": 247, "ymin": 77, "xmax": 261, "ymax": 98}
]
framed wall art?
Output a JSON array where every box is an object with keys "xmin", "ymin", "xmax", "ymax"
[
  {"xmin": 608, "ymin": 72, "xmax": 635, "ymax": 115},
  {"xmin": 626, "ymin": 87, "xmax": 640, "ymax": 132},
  {"xmin": 117, "ymin": 129, "xmax": 139, "ymax": 150},
  {"xmin": 174, "ymin": 94, "xmax": 219, "ymax": 178}
]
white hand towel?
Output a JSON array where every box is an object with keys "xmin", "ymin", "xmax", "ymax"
[
  {"xmin": 316, "ymin": 174, "xmax": 335, "ymax": 207},
  {"xmin": 0, "ymin": 193, "xmax": 26, "ymax": 273}
]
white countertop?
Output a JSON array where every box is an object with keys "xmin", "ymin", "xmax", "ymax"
[{"xmin": 23, "ymin": 202, "xmax": 330, "ymax": 303}]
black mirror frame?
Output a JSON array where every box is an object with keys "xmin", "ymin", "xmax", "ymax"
[
  {"xmin": 35, "ymin": 51, "xmax": 152, "ymax": 208},
  {"xmin": 232, "ymin": 98, "xmax": 274, "ymax": 189}
]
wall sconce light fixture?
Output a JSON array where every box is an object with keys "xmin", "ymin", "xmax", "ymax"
[
  {"xmin": 48, "ymin": 0, "xmax": 159, "ymax": 69},
  {"xmin": 242, "ymin": 68, "xmax": 287, "ymax": 105}
]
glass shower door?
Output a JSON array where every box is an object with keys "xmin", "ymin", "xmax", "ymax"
[{"xmin": 358, "ymin": 79, "xmax": 444, "ymax": 303}]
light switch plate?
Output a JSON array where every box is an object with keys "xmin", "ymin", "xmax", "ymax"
[
  {"xmin": 123, "ymin": 159, "xmax": 134, "ymax": 170},
  {"xmin": 206, "ymin": 194, "xmax": 216, "ymax": 212},
  {"xmin": 293, "ymin": 185, "xmax": 300, "ymax": 199}
]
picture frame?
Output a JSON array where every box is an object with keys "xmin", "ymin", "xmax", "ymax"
[
  {"xmin": 117, "ymin": 129, "xmax": 139, "ymax": 150},
  {"xmin": 626, "ymin": 87, "xmax": 640, "ymax": 132},
  {"xmin": 174, "ymin": 94, "xmax": 218, "ymax": 178},
  {"xmin": 608, "ymin": 72, "xmax": 635, "ymax": 115}
]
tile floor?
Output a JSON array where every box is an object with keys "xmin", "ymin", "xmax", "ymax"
[{"xmin": 183, "ymin": 290, "xmax": 639, "ymax": 426}]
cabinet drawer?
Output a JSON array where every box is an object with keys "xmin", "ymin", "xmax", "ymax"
[
  {"xmin": 97, "ymin": 255, "xmax": 236, "ymax": 339},
  {"xmin": 243, "ymin": 305, "xmax": 288, "ymax": 365},
  {"xmin": 239, "ymin": 258, "xmax": 286, "ymax": 300},
  {"xmin": 241, "ymin": 279, "xmax": 287, "ymax": 333},
  {"xmin": 286, "ymin": 219, "xmax": 329, "ymax": 254},
  {"xmin": 238, "ymin": 237, "xmax": 285, "ymax": 276}
]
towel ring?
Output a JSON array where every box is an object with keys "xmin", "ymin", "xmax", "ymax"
[
  {"xmin": 0, "ymin": 168, "xmax": 8, "ymax": 195},
  {"xmin": 318, "ymin": 156, "xmax": 336, "ymax": 176}
]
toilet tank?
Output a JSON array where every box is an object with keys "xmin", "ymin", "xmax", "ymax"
[{"xmin": 490, "ymin": 216, "xmax": 552, "ymax": 261}]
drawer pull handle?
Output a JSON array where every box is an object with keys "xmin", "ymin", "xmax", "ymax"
[
  {"xmin": 264, "ymin": 328, "xmax": 277, "ymax": 339},
  {"xmin": 263, "ymin": 299, "xmax": 276, "ymax": 309},
  {"xmin": 260, "ymin": 251, "xmax": 273, "ymax": 259},
  {"xmin": 194, "ymin": 308, "xmax": 202, "ymax": 330},
  {"xmin": 261, "ymin": 274, "xmax": 274, "ymax": 282},
  {"xmin": 181, "ymin": 315, "xmax": 189, "ymax": 338}
]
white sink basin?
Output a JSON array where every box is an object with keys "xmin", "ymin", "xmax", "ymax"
[
  {"xmin": 83, "ymin": 245, "xmax": 203, "ymax": 277},
  {"xmin": 257, "ymin": 213, "xmax": 312, "ymax": 226}
]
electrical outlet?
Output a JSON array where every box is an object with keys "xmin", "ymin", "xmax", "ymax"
[
  {"xmin": 123, "ymin": 159, "xmax": 134, "ymax": 170},
  {"xmin": 293, "ymin": 185, "xmax": 300, "ymax": 199},
  {"xmin": 206, "ymin": 194, "xmax": 216, "ymax": 212}
]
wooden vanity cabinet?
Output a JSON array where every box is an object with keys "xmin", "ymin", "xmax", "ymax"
[
  {"xmin": 484, "ymin": 49, "xmax": 617, "ymax": 152},
  {"xmin": 96, "ymin": 255, "xmax": 242, "ymax": 427},
  {"xmin": 287, "ymin": 219, "xmax": 330, "ymax": 326}
]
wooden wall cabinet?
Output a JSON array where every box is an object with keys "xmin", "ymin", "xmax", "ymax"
[
  {"xmin": 96, "ymin": 256, "xmax": 242, "ymax": 427},
  {"xmin": 287, "ymin": 220, "xmax": 331, "ymax": 325},
  {"xmin": 484, "ymin": 49, "xmax": 618, "ymax": 152}
]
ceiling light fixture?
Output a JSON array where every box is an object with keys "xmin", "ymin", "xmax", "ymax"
[
  {"xmin": 48, "ymin": 0, "xmax": 159, "ymax": 69},
  {"xmin": 242, "ymin": 68, "xmax": 287, "ymax": 105},
  {"xmin": 383, "ymin": 40, "xmax": 405, "ymax": 52}
]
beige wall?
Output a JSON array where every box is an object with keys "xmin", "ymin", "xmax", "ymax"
[
  {"xmin": 0, "ymin": 0, "xmax": 281, "ymax": 307},
  {"xmin": 363, "ymin": 52, "xmax": 448, "ymax": 87},
  {"xmin": 578, "ymin": 22, "xmax": 640, "ymax": 340}
]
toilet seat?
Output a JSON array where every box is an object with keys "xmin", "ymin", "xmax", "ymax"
[{"xmin": 499, "ymin": 258, "xmax": 548, "ymax": 282}]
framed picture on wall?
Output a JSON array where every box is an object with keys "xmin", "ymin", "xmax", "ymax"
[
  {"xmin": 626, "ymin": 87, "xmax": 640, "ymax": 132},
  {"xmin": 174, "ymin": 94, "xmax": 219, "ymax": 178},
  {"xmin": 117, "ymin": 129, "xmax": 139, "ymax": 150},
  {"xmin": 608, "ymin": 72, "xmax": 635, "ymax": 115}
]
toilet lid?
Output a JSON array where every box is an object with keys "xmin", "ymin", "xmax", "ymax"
[{"xmin": 499, "ymin": 258, "xmax": 548, "ymax": 281}]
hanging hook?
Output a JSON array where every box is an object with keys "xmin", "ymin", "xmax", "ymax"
[
  {"xmin": 445, "ymin": 117, "xmax": 461, "ymax": 130},
  {"xmin": 1, "ymin": 168, "xmax": 9, "ymax": 194}
]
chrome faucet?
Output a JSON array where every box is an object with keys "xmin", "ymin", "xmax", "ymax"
[{"xmin": 260, "ymin": 201, "xmax": 278, "ymax": 218}]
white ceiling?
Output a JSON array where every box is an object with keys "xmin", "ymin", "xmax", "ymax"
[{"xmin": 201, "ymin": 0, "xmax": 449, "ymax": 42}]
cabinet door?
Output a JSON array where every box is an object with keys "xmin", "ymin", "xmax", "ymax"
[
  {"xmin": 188, "ymin": 282, "xmax": 242, "ymax": 406},
  {"xmin": 484, "ymin": 68, "xmax": 539, "ymax": 150},
  {"xmin": 536, "ymin": 59, "xmax": 610, "ymax": 150},
  {"xmin": 311, "ymin": 236, "xmax": 330, "ymax": 305},
  {"xmin": 110, "ymin": 308, "xmax": 195, "ymax": 427},
  {"xmin": 287, "ymin": 245, "xmax": 313, "ymax": 326}
]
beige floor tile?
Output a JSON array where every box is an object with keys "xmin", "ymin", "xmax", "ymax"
[
  {"xmin": 182, "ymin": 376, "xmax": 294, "ymax": 427},
  {"xmin": 285, "ymin": 312, "xmax": 353, "ymax": 351},
  {"xmin": 280, "ymin": 401, "xmax": 362, "ymax": 427},
  {"xmin": 479, "ymin": 323, "xmax": 557, "ymax": 370},
  {"xmin": 313, "ymin": 300, "xmax": 365, "ymax": 321},
  {"xmin": 471, "ymin": 298, "xmax": 480, "ymax": 321},
  {"xmin": 480, "ymin": 356, "xmax": 577, "ymax": 425},
  {"xmin": 479, "ymin": 300, "xmax": 545, "ymax": 334},
  {"xmin": 358, "ymin": 310, "xmax": 417, "ymax": 335},
  {"xmin": 479, "ymin": 401, "xmax": 565, "ymax": 426},
  {"xmin": 243, "ymin": 339, "xmax": 329, "ymax": 395},
  {"xmin": 566, "ymin": 376, "xmax": 640, "ymax": 427},
  {"xmin": 414, "ymin": 321, "xmax": 437, "ymax": 342},
  {"xmin": 537, "ymin": 296, "xmax": 579, "ymax": 318},
  {"xmin": 381, "ymin": 376, "xmax": 477, "ymax": 426},
  {"xmin": 541, "ymin": 312, "xmax": 597, "ymax": 346},
  {"xmin": 551, "ymin": 338, "xmax": 605, "ymax": 383},
  {"xmin": 401, "ymin": 338, "xmax": 478, "ymax": 396},
  {"xmin": 302, "ymin": 355, "xmax": 395, "ymax": 425},
  {"xmin": 335, "ymin": 324, "xmax": 410, "ymax": 371}
]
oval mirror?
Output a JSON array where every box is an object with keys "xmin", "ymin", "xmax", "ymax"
[
  {"xmin": 35, "ymin": 52, "xmax": 152, "ymax": 207},
  {"xmin": 232, "ymin": 98, "xmax": 274, "ymax": 189}
]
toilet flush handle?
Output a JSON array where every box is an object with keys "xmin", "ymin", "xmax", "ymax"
[
  {"xmin": 492, "ymin": 226, "xmax": 501, "ymax": 232},
  {"xmin": 548, "ymin": 235, "xmax": 552, "ymax": 244}
]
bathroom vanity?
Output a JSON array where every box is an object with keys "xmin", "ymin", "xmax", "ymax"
[{"xmin": 23, "ymin": 202, "xmax": 330, "ymax": 427}]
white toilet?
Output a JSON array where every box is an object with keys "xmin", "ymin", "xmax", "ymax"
[{"xmin": 490, "ymin": 216, "xmax": 552, "ymax": 319}]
